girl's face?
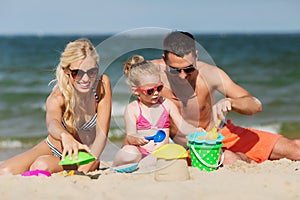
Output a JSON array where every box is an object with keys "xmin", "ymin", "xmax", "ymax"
[
  {"xmin": 68, "ymin": 56, "xmax": 98, "ymax": 93},
  {"xmin": 135, "ymin": 75, "xmax": 163, "ymax": 106}
]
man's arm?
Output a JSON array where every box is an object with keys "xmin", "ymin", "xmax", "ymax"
[{"xmin": 210, "ymin": 66, "xmax": 262, "ymax": 123}]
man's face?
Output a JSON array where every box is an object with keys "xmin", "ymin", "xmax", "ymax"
[{"xmin": 163, "ymin": 52, "xmax": 197, "ymax": 84}]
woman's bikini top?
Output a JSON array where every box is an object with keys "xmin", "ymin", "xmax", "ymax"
[{"xmin": 136, "ymin": 99, "xmax": 170, "ymax": 130}]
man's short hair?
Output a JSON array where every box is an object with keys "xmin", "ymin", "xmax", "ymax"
[{"xmin": 163, "ymin": 31, "xmax": 196, "ymax": 59}]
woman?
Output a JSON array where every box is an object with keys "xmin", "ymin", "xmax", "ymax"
[{"xmin": 0, "ymin": 38, "xmax": 112, "ymax": 175}]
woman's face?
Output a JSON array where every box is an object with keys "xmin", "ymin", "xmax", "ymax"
[{"xmin": 68, "ymin": 56, "xmax": 98, "ymax": 93}]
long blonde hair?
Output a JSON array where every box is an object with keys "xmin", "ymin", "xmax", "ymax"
[{"xmin": 55, "ymin": 38, "xmax": 99, "ymax": 134}]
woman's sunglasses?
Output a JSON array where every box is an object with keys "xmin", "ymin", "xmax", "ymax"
[
  {"xmin": 168, "ymin": 65, "xmax": 196, "ymax": 74},
  {"xmin": 136, "ymin": 83, "xmax": 164, "ymax": 96},
  {"xmin": 68, "ymin": 67, "xmax": 98, "ymax": 80}
]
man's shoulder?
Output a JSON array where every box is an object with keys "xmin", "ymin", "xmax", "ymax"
[
  {"xmin": 196, "ymin": 61, "xmax": 221, "ymax": 79},
  {"xmin": 196, "ymin": 61, "xmax": 217, "ymax": 70}
]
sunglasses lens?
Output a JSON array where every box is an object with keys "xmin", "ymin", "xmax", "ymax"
[
  {"xmin": 70, "ymin": 69, "xmax": 82, "ymax": 79},
  {"xmin": 146, "ymin": 89, "xmax": 155, "ymax": 95},
  {"xmin": 184, "ymin": 67, "xmax": 195, "ymax": 73},
  {"xmin": 169, "ymin": 65, "xmax": 195, "ymax": 74},
  {"xmin": 69, "ymin": 68, "xmax": 98, "ymax": 80},
  {"xmin": 157, "ymin": 85, "xmax": 163, "ymax": 92},
  {"xmin": 169, "ymin": 69, "xmax": 180, "ymax": 74},
  {"xmin": 87, "ymin": 68, "xmax": 98, "ymax": 77}
]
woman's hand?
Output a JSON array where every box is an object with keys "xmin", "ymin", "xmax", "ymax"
[
  {"xmin": 77, "ymin": 160, "xmax": 100, "ymax": 173},
  {"xmin": 60, "ymin": 132, "xmax": 91, "ymax": 161}
]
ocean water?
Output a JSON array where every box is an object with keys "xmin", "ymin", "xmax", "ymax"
[{"xmin": 0, "ymin": 33, "xmax": 300, "ymax": 152}]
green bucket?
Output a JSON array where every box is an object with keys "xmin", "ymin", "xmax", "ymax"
[{"xmin": 187, "ymin": 142, "xmax": 224, "ymax": 172}]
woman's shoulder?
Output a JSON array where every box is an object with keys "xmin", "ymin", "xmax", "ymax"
[
  {"xmin": 100, "ymin": 74, "xmax": 110, "ymax": 83},
  {"xmin": 99, "ymin": 74, "xmax": 111, "ymax": 90},
  {"xmin": 97, "ymin": 74, "xmax": 110, "ymax": 87},
  {"xmin": 46, "ymin": 87, "xmax": 64, "ymax": 106},
  {"xmin": 95, "ymin": 74, "xmax": 112, "ymax": 100}
]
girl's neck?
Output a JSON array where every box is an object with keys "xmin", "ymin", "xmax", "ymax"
[{"xmin": 138, "ymin": 97, "xmax": 161, "ymax": 108}]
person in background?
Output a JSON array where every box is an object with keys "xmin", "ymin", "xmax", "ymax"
[
  {"xmin": 0, "ymin": 38, "xmax": 112, "ymax": 175},
  {"xmin": 112, "ymin": 55, "xmax": 202, "ymax": 167}
]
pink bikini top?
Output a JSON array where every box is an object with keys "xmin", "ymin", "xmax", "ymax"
[{"xmin": 136, "ymin": 99, "xmax": 170, "ymax": 130}]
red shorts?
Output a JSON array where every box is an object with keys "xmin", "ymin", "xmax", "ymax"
[{"xmin": 220, "ymin": 119, "xmax": 282, "ymax": 163}]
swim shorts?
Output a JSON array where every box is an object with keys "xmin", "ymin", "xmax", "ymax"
[{"xmin": 220, "ymin": 119, "xmax": 282, "ymax": 163}]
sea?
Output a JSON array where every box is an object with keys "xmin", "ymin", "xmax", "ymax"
[{"xmin": 1, "ymin": 30, "xmax": 300, "ymax": 160}]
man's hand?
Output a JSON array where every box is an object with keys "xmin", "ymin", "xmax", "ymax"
[{"xmin": 212, "ymin": 98, "xmax": 232, "ymax": 126}]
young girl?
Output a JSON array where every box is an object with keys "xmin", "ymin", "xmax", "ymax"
[
  {"xmin": 113, "ymin": 55, "xmax": 202, "ymax": 167},
  {"xmin": 0, "ymin": 39, "xmax": 112, "ymax": 175}
]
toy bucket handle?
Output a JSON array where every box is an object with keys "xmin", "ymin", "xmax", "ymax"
[{"xmin": 190, "ymin": 145, "xmax": 224, "ymax": 168}]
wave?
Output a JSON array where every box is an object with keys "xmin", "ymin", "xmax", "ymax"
[{"xmin": 0, "ymin": 135, "xmax": 46, "ymax": 149}]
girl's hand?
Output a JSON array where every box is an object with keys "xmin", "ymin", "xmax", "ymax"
[
  {"xmin": 127, "ymin": 135, "xmax": 149, "ymax": 146},
  {"xmin": 60, "ymin": 133, "xmax": 91, "ymax": 161}
]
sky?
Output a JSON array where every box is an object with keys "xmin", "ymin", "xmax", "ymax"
[{"xmin": 1, "ymin": 0, "xmax": 300, "ymax": 35}]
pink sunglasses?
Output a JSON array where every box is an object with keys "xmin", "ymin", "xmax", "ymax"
[{"xmin": 136, "ymin": 83, "xmax": 164, "ymax": 95}]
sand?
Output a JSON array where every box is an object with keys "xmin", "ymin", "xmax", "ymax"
[{"xmin": 0, "ymin": 158, "xmax": 299, "ymax": 200}]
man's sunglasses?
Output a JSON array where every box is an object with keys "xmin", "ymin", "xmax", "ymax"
[
  {"xmin": 168, "ymin": 65, "xmax": 196, "ymax": 74},
  {"xmin": 136, "ymin": 83, "xmax": 164, "ymax": 96},
  {"xmin": 68, "ymin": 67, "xmax": 98, "ymax": 80}
]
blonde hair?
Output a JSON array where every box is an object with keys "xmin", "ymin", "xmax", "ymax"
[
  {"xmin": 123, "ymin": 55, "xmax": 144, "ymax": 77},
  {"xmin": 123, "ymin": 55, "xmax": 160, "ymax": 87},
  {"xmin": 55, "ymin": 38, "xmax": 99, "ymax": 134}
]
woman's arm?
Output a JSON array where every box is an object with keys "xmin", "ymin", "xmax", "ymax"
[
  {"xmin": 89, "ymin": 75, "xmax": 112, "ymax": 159},
  {"xmin": 46, "ymin": 88, "xmax": 92, "ymax": 161},
  {"xmin": 45, "ymin": 88, "xmax": 68, "ymax": 140}
]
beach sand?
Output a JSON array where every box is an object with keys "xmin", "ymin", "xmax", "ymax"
[{"xmin": 0, "ymin": 158, "xmax": 299, "ymax": 200}]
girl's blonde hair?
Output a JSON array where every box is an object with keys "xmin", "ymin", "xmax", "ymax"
[
  {"xmin": 123, "ymin": 55, "xmax": 160, "ymax": 87},
  {"xmin": 55, "ymin": 38, "xmax": 99, "ymax": 134}
]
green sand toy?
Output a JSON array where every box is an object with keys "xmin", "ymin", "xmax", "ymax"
[{"xmin": 59, "ymin": 151, "xmax": 96, "ymax": 166}]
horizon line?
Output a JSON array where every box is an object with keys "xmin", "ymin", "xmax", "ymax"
[{"xmin": 1, "ymin": 30, "xmax": 300, "ymax": 37}]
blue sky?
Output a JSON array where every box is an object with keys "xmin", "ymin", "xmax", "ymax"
[{"xmin": 1, "ymin": 0, "xmax": 300, "ymax": 35}]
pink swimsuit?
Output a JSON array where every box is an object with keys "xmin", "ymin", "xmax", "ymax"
[{"xmin": 136, "ymin": 100, "xmax": 170, "ymax": 130}]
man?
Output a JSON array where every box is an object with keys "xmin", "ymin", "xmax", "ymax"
[{"xmin": 152, "ymin": 31, "xmax": 300, "ymax": 163}]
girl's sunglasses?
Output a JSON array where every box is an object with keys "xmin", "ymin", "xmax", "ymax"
[
  {"xmin": 136, "ymin": 83, "xmax": 164, "ymax": 96},
  {"xmin": 68, "ymin": 67, "xmax": 98, "ymax": 80},
  {"xmin": 168, "ymin": 65, "xmax": 196, "ymax": 74}
]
